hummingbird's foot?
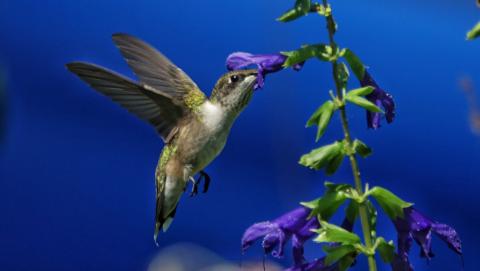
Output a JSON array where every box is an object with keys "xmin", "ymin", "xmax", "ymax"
[
  {"xmin": 199, "ymin": 171, "xmax": 211, "ymax": 193},
  {"xmin": 189, "ymin": 176, "xmax": 199, "ymax": 197}
]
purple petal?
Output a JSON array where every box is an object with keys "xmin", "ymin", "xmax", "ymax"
[
  {"xmin": 273, "ymin": 206, "xmax": 311, "ymax": 233},
  {"xmin": 432, "ymin": 223, "xmax": 462, "ymax": 255},
  {"xmin": 359, "ymin": 71, "xmax": 396, "ymax": 129},
  {"xmin": 241, "ymin": 221, "xmax": 277, "ymax": 253}
]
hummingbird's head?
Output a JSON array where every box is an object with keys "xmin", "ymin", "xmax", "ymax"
[{"xmin": 210, "ymin": 69, "xmax": 257, "ymax": 114}]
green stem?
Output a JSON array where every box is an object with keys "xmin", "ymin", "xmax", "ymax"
[{"xmin": 321, "ymin": 1, "xmax": 377, "ymax": 271}]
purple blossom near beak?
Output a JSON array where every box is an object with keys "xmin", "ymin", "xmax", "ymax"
[
  {"xmin": 359, "ymin": 71, "xmax": 395, "ymax": 129},
  {"xmin": 226, "ymin": 52, "xmax": 304, "ymax": 89},
  {"xmin": 241, "ymin": 206, "xmax": 318, "ymax": 261},
  {"xmin": 391, "ymin": 207, "xmax": 462, "ymax": 271}
]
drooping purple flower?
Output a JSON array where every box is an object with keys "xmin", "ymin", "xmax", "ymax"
[
  {"xmin": 242, "ymin": 206, "xmax": 318, "ymax": 260},
  {"xmin": 242, "ymin": 206, "xmax": 357, "ymax": 271},
  {"xmin": 391, "ymin": 207, "xmax": 462, "ymax": 271},
  {"xmin": 226, "ymin": 52, "xmax": 304, "ymax": 89},
  {"xmin": 359, "ymin": 71, "xmax": 395, "ymax": 129}
]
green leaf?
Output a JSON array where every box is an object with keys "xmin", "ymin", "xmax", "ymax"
[
  {"xmin": 314, "ymin": 221, "xmax": 361, "ymax": 245},
  {"xmin": 323, "ymin": 245, "xmax": 356, "ymax": 265},
  {"xmin": 337, "ymin": 255, "xmax": 356, "ymax": 271},
  {"xmin": 299, "ymin": 141, "xmax": 345, "ymax": 174},
  {"xmin": 301, "ymin": 182, "xmax": 353, "ymax": 220},
  {"xmin": 341, "ymin": 48, "xmax": 365, "ymax": 80},
  {"xmin": 344, "ymin": 200, "xmax": 359, "ymax": 225},
  {"xmin": 325, "ymin": 151, "xmax": 345, "ymax": 175},
  {"xmin": 347, "ymin": 86, "xmax": 374, "ymax": 97},
  {"xmin": 282, "ymin": 44, "xmax": 333, "ymax": 68},
  {"xmin": 467, "ymin": 21, "xmax": 480, "ymax": 40},
  {"xmin": 277, "ymin": 0, "xmax": 311, "ymax": 22},
  {"xmin": 345, "ymin": 95, "xmax": 383, "ymax": 113},
  {"xmin": 352, "ymin": 139, "xmax": 372, "ymax": 158},
  {"xmin": 375, "ymin": 237, "xmax": 395, "ymax": 263},
  {"xmin": 306, "ymin": 100, "xmax": 336, "ymax": 141},
  {"xmin": 368, "ymin": 186, "xmax": 413, "ymax": 219}
]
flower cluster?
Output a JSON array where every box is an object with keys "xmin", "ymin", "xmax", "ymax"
[{"xmin": 242, "ymin": 206, "xmax": 462, "ymax": 271}]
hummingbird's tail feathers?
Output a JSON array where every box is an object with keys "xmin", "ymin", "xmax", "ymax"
[
  {"xmin": 111, "ymin": 33, "xmax": 207, "ymax": 109},
  {"xmin": 66, "ymin": 61, "xmax": 184, "ymax": 143}
]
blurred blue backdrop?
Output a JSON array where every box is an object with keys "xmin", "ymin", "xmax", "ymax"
[{"xmin": 1, "ymin": 0, "xmax": 479, "ymax": 270}]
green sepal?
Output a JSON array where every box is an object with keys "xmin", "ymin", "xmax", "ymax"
[
  {"xmin": 282, "ymin": 44, "xmax": 334, "ymax": 68},
  {"xmin": 299, "ymin": 140, "xmax": 345, "ymax": 175},
  {"xmin": 367, "ymin": 186, "xmax": 413, "ymax": 220},
  {"xmin": 352, "ymin": 139, "xmax": 372, "ymax": 158},
  {"xmin": 336, "ymin": 62, "xmax": 350, "ymax": 90},
  {"xmin": 301, "ymin": 182, "xmax": 352, "ymax": 221},
  {"xmin": 341, "ymin": 48, "xmax": 365, "ymax": 80},
  {"xmin": 314, "ymin": 221, "xmax": 361, "ymax": 245},
  {"xmin": 467, "ymin": 21, "xmax": 480, "ymax": 40},
  {"xmin": 323, "ymin": 245, "xmax": 356, "ymax": 266},
  {"xmin": 277, "ymin": 0, "xmax": 311, "ymax": 22},
  {"xmin": 374, "ymin": 237, "xmax": 395, "ymax": 263},
  {"xmin": 306, "ymin": 100, "xmax": 336, "ymax": 141},
  {"xmin": 347, "ymin": 86, "xmax": 374, "ymax": 97},
  {"xmin": 345, "ymin": 95, "xmax": 383, "ymax": 113}
]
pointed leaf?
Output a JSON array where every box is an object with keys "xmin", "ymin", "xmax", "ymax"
[
  {"xmin": 347, "ymin": 86, "xmax": 374, "ymax": 97},
  {"xmin": 306, "ymin": 100, "xmax": 336, "ymax": 141},
  {"xmin": 368, "ymin": 186, "xmax": 413, "ymax": 220},
  {"xmin": 346, "ymin": 95, "xmax": 383, "ymax": 113},
  {"xmin": 375, "ymin": 237, "xmax": 395, "ymax": 263},
  {"xmin": 277, "ymin": 0, "xmax": 311, "ymax": 22},
  {"xmin": 314, "ymin": 221, "xmax": 361, "ymax": 245},
  {"xmin": 467, "ymin": 21, "xmax": 480, "ymax": 40},
  {"xmin": 325, "ymin": 152, "xmax": 345, "ymax": 175},
  {"xmin": 323, "ymin": 245, "xmax": 356, "ymax": 265},
  {"xmin": 299, "ymin": 141, "xmax": 344, "ymax": 171},
  {"xmin": 301, "ymin": 182, "xmax": 353, "ymax": 220},
  {"xmin": 342, "ymin": 48, "xmax": 365, "ymax": 80},
  {"xmin": 352, "ymin": 139, "xmax": 372, "ymax": 158}
]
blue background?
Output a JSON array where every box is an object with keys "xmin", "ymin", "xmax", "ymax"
[{"xmin": 0, "ymin": 0, "xmax": 478, "ymax": 270}]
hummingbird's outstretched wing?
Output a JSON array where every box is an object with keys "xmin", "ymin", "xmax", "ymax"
[
  {"xmin": 66, "ymin": 62, "xmax": 185, "ymax": 142},
  {"xmin": 112, "ymin": 33, "xmax": 207, "ymax": 110}
]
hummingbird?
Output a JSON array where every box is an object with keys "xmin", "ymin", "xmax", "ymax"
[{"xmin": 66, "ymin": 33, "xmax": 257, "ymax": 243}]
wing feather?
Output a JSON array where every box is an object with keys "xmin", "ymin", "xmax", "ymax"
[
  {"xmin": 111, "ymin": 33, "xmax": 206, "ymax": 108},
  {"xmin": 66, "ymin": 62, "xmax": 184, "ymax": 142}
]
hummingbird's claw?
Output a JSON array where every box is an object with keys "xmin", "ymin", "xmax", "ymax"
[
  {"xmin": 199, "ymin": 171, "xmax": 211, "ymax": 193},
  {"xmin": 189, "ymin": 176, "xmax": 199, "ymax": 197}
]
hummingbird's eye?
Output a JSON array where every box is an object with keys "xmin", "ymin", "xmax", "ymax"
[{"xmin": 230, "ymin": 75, "xmax": 240, "ymax": 83}]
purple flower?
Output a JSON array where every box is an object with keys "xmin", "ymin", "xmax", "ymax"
[
  {"xmin": 242, "ymin": 206, "xmax": 318, "ymax": 262},
  {"xmin": 391, "ymin": 207, "xmax": 462, "ymax": 271},
  {"xmin": 242, "ymin": 206, "xmax": 356, "ymax": 271},
  {"xmin": 226, "ymin": 52, "xmax": 303, "ymax": 89},
  {"xmin": 359, "ymin": 71, "xmax": 395, "ymax": 129}
]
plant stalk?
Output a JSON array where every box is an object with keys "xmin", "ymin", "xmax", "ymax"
[{"xmin": 322, "ymin": 1, "xmax": 377, "ymax": 270}]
